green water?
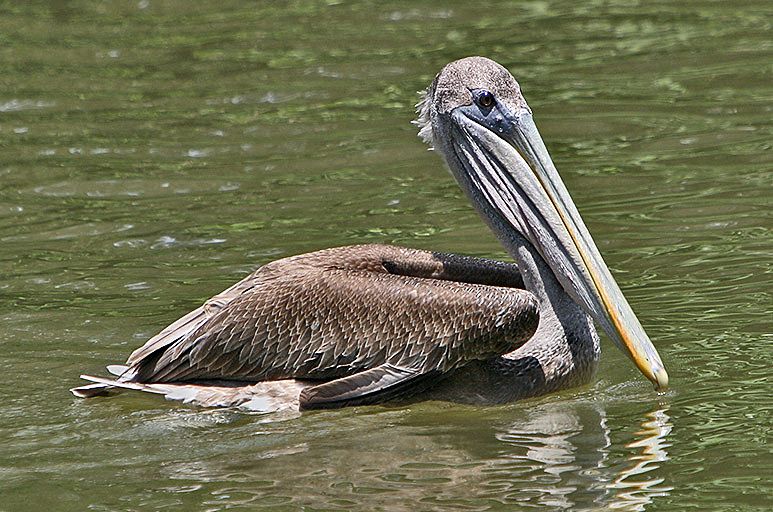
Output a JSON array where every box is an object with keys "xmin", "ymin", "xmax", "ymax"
[{"xmin": 1, "ymin": 1, "xmax": 770, "ymax": 510}]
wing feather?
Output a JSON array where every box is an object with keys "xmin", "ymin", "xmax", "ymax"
[{"xmin": 119, "ymin": 245, "xmax": 538, "ymax": 386}]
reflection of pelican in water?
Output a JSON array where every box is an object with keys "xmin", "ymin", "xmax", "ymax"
[
  {"xmin": 488, "ymin": 402, "xmax": 672, "ymax": 510},
  {"xmin": 71, "ymin": 57, "xmax": 667, "ymax": 410},
  {"xmin": 146, "ymin": 401, "xmax": 672, "ymax": 510},
  {"xmin": 607, "ymin": 407, "xmax": 673, "ymax": 510}
]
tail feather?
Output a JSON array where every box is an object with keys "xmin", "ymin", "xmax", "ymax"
[
  {"xmin": 106, "ymin": 364, "xmax": 132, "ymax": 377},
  {"xmin": 71, "ymin": 373, "xmax": 308, "ymax": 413},
  {"xmin": 70, "ymin": 382, "xmax": 114, "ymax": 398},
  {"xmin": 77, "ymin": 374, "xmax": 165, "ymax": 393}
]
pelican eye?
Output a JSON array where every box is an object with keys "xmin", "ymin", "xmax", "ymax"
[{"xmin": 476, "ymin": 90, "xmax": 495, "ymax": 108}]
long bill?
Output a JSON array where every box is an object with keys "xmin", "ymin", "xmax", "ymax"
[{"xmin": 448, "ymin": 107, "xmax": 668, "ymax": 391}]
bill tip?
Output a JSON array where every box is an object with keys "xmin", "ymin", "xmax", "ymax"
[{"xmin": 652, "ymin": 365, "xmax": 669, "ymax": 391}]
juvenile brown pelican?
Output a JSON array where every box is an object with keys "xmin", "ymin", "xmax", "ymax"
[{"xmin": 72, "ymin": 57, "xmax": 668, "ymax": 410}]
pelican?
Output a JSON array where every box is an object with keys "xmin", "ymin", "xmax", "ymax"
[{"xmin": 72, "ymin": 57, "xmax": 668, "ymax": 410}]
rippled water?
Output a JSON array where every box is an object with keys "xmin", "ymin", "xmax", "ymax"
[{"xmin": 1, "ymin": 2, "xmax": 770, "ymax": 510}]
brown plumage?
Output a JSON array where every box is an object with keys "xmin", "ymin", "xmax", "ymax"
[
  {"xmin": 81, "ymin": 245, "xmax": 538, "ymax": 409},
  {"xmin": 72, "ymin": 56, "xmax": 667, "ymax": 411}
]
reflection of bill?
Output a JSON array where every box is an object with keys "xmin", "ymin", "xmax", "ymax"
[
  {"xmin": 607, "ymin": 407, "xmax": 673, "ymax": 511},
  {"xmin": 487, "ymin": 400, "xmax": 672, "ymax": 510}
]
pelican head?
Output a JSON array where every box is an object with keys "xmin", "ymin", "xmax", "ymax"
[{"xmin": 417, "ymin": 56, "xmax": 668, "ymax": 390}]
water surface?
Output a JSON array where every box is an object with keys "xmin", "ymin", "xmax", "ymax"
[{"xmin": 1, "ymin": 1, "xmax": 770, "ymax": 510}]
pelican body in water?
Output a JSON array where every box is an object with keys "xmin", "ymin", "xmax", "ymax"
[{"xmin": 72, "ymin": 57, "xmax": 667, "ymax": 411}]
